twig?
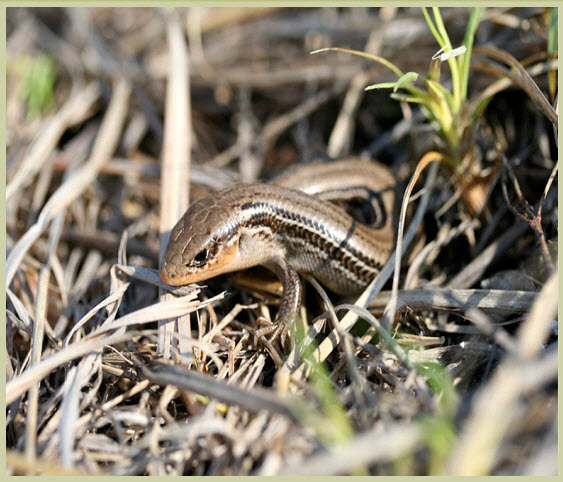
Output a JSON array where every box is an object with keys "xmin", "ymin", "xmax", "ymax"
[
  {"xmin": 369, "ymin": 288, "xmax": 536, "ymax": 314},
  {"xmin": 536, "ymin": 160, "xmax": 558, "ymax": 220},
  {"xmin": 141, "ymin": 362, "xmax": 296, "ymax": 421},
  {"xmin": 500, "ymin": 156, "xmax": 553, "ymax": 269}
]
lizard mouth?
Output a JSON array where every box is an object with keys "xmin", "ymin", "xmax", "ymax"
[{"xmin": 159, "ymin": 241, "xmax": 240, "ymax": 286}]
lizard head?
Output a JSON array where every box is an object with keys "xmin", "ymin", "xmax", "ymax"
[{"xmin": 159, "ymin": 196, "xmax": 241, "ymax": 286}]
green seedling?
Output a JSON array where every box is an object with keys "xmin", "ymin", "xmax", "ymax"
[
  {"xmin": 313, "ymin": 7, "xmax": 484, "ymax": 174},
  {"xmin": 9, "ymin": 53, "xmax": 58, "ymax": 120}
]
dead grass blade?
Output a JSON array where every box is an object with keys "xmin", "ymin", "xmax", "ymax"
[
  {"xmin": 6, "ymin": 292, "xmax": 222, "ymax": 405},
  {"xmin": 7, "ymin": 331, "xmax": 134, "ymax": 405},
  {"xmin": 473, "ymin": 46, "xmax": 558, "ymax": 127},
  {"xmin": 6, "ymin": 78, "xmax": 131, "ymax": 286},
  {"xmin": 6, "ymin": 82, "xmax": 101, "ymax": 200},
  {"xmin": 445, "ymin": 343, "xmax": 557, "ymax": 475},
  {"xmin": 278, "ymin": 421, "xmax": 422, "ymax": 476},
  {"xmin": 89, "ymin": 291, "xmax": 223, "ymax": 338},
  {"xmin": 158, "ymin": 10, "xmax": 192, "ymax": 358},
  {"xmin": 516, "ymin": 269, "xmax": 557, "ymax": 359}
]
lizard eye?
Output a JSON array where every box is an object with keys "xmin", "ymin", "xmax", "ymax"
[{"xmin": 192, "ymin": 248, "xmax": 208, "ymax": 267}]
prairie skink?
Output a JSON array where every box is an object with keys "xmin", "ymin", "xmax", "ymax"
[{"xmin": 160, "ymin": 158, "xmax": 396, "ymax": 347}]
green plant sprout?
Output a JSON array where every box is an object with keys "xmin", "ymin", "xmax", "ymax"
[
  {"xmin": 9, "ymin": 53, "xmax": 58, "ymax": 120},
  {"xmin": 288, "ymin": 321, "xmax": 355, "ymax": 449},
  {"xmin": 312, "ymin": 7, "xmax": 484, "ymax": 173}
]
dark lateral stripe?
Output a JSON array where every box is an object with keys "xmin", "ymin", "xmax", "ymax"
[
  {"xmin": 239, "ymin": 200, "xmax": 377, "ymax": 282},
  {"xmin": 316, "ymin": 187, "xmax": 388, "ymax": 230}
]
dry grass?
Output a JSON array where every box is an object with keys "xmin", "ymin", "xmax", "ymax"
[{"xmin": 5, "ymin": 7, "xmax": 557, "ymax": 476}]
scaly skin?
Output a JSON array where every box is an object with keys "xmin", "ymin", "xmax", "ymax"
[{"xmin": 160, "ymin": 159, "xmax": 396, "ymax": 352}]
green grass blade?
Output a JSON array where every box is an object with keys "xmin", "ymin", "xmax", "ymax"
[
  {"xmin": 422, "ymin": 7, "xmax": 445, "ymax": 46},
  {"xmin": 432, "ymin": 7, "xmax": 451, "ymax": 49},
  {"xmin": 460, "ymin": 7, "xmax": 484, "ymax": 103},
  {"xmin": 311, "ymin": 47, "xmax": 404, "ymax": 78},
  {"xmin": 425, "ymin": 8, "xmax": 462, "ymax": 112},
  {"xmin": 390, "ymin": 93, "xmax": 426, "ymax": 104},
  {"xmin": 11, "ymin": 53, "xmax": 58, "ymax": 120},
  {"xmin": 548, "ymin": 7, "xmax": 558, "ymax": 52},
  {"xmin": 393, "ymin": 71, "xmax": 419, "ymax": 92},
  {"xmin": 470, "ymin": 95, "xmax": 494, "ymax": 127},
  {"xmin": 365, "ymin": 82, "xmax": 398, "ymax": 91},
  {"xmin": 424, "ymin": 74, "xmax": 454, "ymax": 109}
]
